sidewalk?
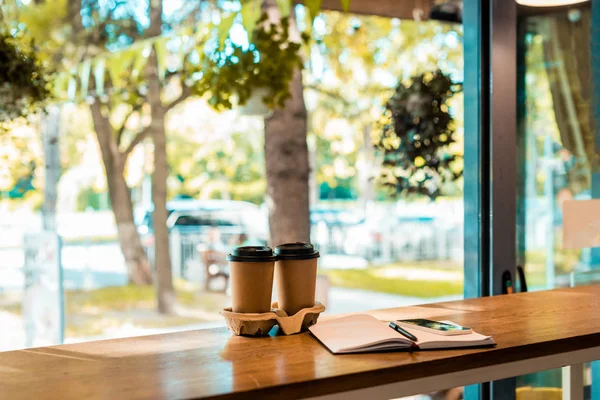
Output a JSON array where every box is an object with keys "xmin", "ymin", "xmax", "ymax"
[
  {"xmin": 0, "ymin": 311, "xmax": 24, "ymax": 351},
  {"xmin": 325, "ymin": 287, "xmax": 461, "ymax": 315}
]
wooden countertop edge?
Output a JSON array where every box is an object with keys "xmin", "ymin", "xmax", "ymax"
[{"xmin": 198, "ymin": 331, "xmax": 600, "ymax": 400}]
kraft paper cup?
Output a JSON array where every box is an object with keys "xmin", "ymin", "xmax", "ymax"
[
  {"xmin": 274, "ymin": 243, "xmax": 320, "ymax": 316},
  {"xmin": 227, "ymin": 246, "xmax": 277, "ymax": 314}
]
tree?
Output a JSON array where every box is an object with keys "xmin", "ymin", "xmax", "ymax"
[
  {"xmin": 262, "ymin": 0, "xmax": 311, "ymax": 246},
  {"xmin": 187, "ymin": 0, "xmax": 311, "ymax": 247},
  {"xmin": 167, "ymin": 112, "xmax": 267, "ymax": 204},
  {"xmin": 305, "ymin": 13, "xmax": 464, "ymax": 201},
  {"xmin": 0, "ymin": 6, "xmax": 52, "ymax": 126},
  {"xmin": 69, "ymin": 0, "xmax": 157, "ymax": 287},
  {"xmin": 0, "ymin": 124, "xmax": 42, "ymax": 201},
  {"xmin": 373, "ymin": 70, "xmax": 463, "ymax": 199},
  {"xmin": 21, "ymin": 0, "xmax": 311, "ymax": 313},
  {"xmin": 73, "ymin": 0, "xmax": 319, "ymax": 312},
  {"xmin": 79, "ymin": 0, "xmax": 195, "ymax": 312},
  {"xmin": 12, "ymin": 0, "xmax": 413, "ymax": 314},
  {"xmin": 1, "ymin": 5, "xmax": 54, "ymax": 224},
  {"xmin": 14, "ymin": 0, "xmax": 201, "ymax": 312}
]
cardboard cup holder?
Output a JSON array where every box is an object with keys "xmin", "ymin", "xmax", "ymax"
[{"xmin": 220, "ymin": 302, "xmax": 325, "ymax": 336}]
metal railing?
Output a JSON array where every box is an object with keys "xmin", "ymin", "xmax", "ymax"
[{"xmin": 169, "ymin": 220, "xmax": 464, "ymax": 282}]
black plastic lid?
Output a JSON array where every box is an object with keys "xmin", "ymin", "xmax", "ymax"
[
  {"xmin": 227, "ymin": 246, "xmax": 277, "ymax": 262},
  {"xmin": 274, "ymin": 242, "xmax": 320, "ymax": 260}
]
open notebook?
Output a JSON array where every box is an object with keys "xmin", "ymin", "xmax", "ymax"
[{"xmin": 309, "ymin": 314, "xmax": 495, "ymax": 354}]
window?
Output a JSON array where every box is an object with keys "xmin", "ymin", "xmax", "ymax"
[
  {"xmin": 517, "ymin": 3, "xmax": 598, "ymax": 397},
  {"xmin": 1, "ymin": 3, "xmax": 465, "ymax": 382}
]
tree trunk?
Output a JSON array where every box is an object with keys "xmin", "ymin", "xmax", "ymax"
[
  {"xmin": 67, "ymin": 0, "xmax": 83, "ymax": 37},
  {"xmin": 147, "ymin": 48, "xmax": 176, "ymax": 315},
  {"xmin": 264, "ymin": 66, "xmax": 311, "ymax": 246},
  {"xmin": 90, "ymin": 101, "xmax": 152, "ymax": 285},
  {"xmin": 41, "ymin": 105, "xmax": 60, "ymax": 232}
]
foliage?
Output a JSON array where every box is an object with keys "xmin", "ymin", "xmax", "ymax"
[
  {"xmin": 305, "ymin": 13, "xmax": 464, "ymax": 200},
  {"xmin": 3, "ymin": 2, "xmax": 468, "ymax": 208},
  {"xmin": 168, "ymin": 116, "xmax": 266, "ymax": 204},
  {"xmin": 373, "ymin": 70, "xmax": 462, "ymax": 199},
  {"xmin": 0, "ymin": 283, "xmax": 229, "ymax": 337},
  {"xmin": 22, "ymin": 1, "xmax": 307, "ymax": 113},
  {"xmin": 195, "ymin": 13, "xmax": 307, "ymax": 110},
  {"xmin": 0, "ymin": 30, "xmax": 52, "ymax": 123},
  {"xmin": 76, "ymin": 186, "xmax": 103, "ymax": 211},
  {"xmin": 0, "ymin": 124, "xmax": 41, "ymax": 192}
]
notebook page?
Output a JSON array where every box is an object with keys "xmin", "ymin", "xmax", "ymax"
[
  {"xmin": 309, "ymin": 314, "xmax": 410, "ymax": 353},
  {"xmin": 409, "ymin": 325, "xmax": 494, "ymax": 349}
]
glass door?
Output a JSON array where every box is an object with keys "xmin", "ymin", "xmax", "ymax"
[{"xmin": 517, "ymin": 2, "xmax": 598, "ymax": 398}]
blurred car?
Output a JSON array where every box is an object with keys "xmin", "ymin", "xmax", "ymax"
[
  {"xmin": 310, "ymin": 207, "xmax": 365, "ymax": 257},
  {"xmin": 310, "ymin": 207, "xmax": 365, "ymax": 227},
  {"xmin": 135, "ymin": 199, "xmax": 268, "ymax": 248}
]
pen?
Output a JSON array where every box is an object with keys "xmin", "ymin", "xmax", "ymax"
[
  {"xmin": 389, "ymin": 322, "xmax": 418, "ymax": 342},
  {"xmin": 506, "ymin": 280, "xmax": 514, "ymax": 294},
  {"xmin": 502, "ymin": 270, "xmax": 514, "ymax": 294}
]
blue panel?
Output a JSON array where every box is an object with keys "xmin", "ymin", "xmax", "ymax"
[
  {"xmin": 593, "ymin": 362, "xmax": 600, "ymax": 400},
  {"xmin": 463, "ymin": 0, "xmax": 485, "ymax": 301},
  {"xmin": 463, "ymin": 0, "xmax": 486, "ymax": 398}
]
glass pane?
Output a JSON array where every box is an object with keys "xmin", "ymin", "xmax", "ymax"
[
  {"xmin": 2, "ymin": 5, "xmax": 465, "ymax": 398},
  {"xmin": 1, "ymin": 1, "xmax": 470, "ymax": 398},
  {"xmin": 517, "ymin": 3, "xmax": 597, "ymax": 397},
  {"xmin": 307, "ymin": 13, "xmax": 465, "ymax": 317}
]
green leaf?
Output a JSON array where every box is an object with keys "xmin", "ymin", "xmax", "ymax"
[
  {"xmin": 106, "ymin": 50, "xmax": 135, "ymax": 88},
  {"xmin": 79, "ymin": 59, "xmax": 92, "ymax": 98},
  {"xmin": 241, "ymin": 0, "xmax": 262, "ymax": 38},
  {"xmin": 304, "ymin": 0, "xmax": 322, "ymax": 20},
  {"xmin": 217, "ymin": 13, "xmax": 236, "ymax": 49},
  {"xmin": 67, "ymin": 73, "xmax": 77, "ymax": 101},
  {"xmin": 276, "ymin": 0, "xmax": 292, "ymax": 17},
  {"xmin": 154, "ymin": 37, "xmax": 168, "ymax": 81},
  {"xmin": 340, "ymin": 0, "xmax": 351, "ymax": 12},
  {"xmin": 132, "ymin": 45, "xmax": 150, "ymax": 78},
  {"xmin": 53, "ymin": 72, "xmax": 69, "ymax": 100},
  {"xmin": 93, "ymin": 58, "xmax": 105, "ymax": 96}
]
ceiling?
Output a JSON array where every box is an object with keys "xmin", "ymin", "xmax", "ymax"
[
  {"xmin": 295, "ymin": 0, "xmax": 434, "ymax": 20},
  {"xmin": 296, "ymin": 0, "xmax": 591, "ymax": 22}
]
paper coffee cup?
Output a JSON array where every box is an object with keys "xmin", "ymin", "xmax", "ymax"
[
  {"xmin": 227, "ymin": 246, "xmax": 277, "ymax": 314},
  {"xmin": 274, "ymin": 243, "xmax": 320, "ymax": 316}
]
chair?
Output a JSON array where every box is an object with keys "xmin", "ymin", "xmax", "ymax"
[{"xmin": 198, "ymin": 246, "xmax": 229, "ymax": 293}]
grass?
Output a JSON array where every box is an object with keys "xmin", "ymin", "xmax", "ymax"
[
  {"xmin": 521, "ymin": 262, "xmax": 547, "ymax": 288},
  {"xmin": 0, "ymin": 260, "xmax": 487, "ymax": 340},
  {"xmin": 518, "ymin": 250, "xmax": 581, "ymax": 289},
  {"xmin": 64, "ymin": 312, "xmax": 206, "ymax": 337},
  {"xmin": 321, "ymin": 262, "xmax": 464, "ymax": 298},
  {"xmin": 62, "ymin": 281, "xmax": 227, "ymax": 313},
  {"xmin": 372, "ymin": 260, "xmax": 463, "ymax": 271},
  {"xmin": 2, "ymin": 281, "xmax": 229, "ymax": 338}
]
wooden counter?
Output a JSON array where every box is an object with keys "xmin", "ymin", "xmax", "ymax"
[{"xmin": 2, "ymin": 285, "xmax": 600, "ymax": 400}]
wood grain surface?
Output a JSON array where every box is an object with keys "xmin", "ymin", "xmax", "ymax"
[{"xmin": 2, "ymin": 286, "xmax": 600, "ymax": 400}]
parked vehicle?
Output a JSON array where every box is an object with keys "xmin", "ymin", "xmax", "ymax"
[
  {"xmin": 136, "ymin": 200, "xmax": 268, "ymax": 284},
  {"xmin": 310, "ymin": 207, "xmax": 365, "ymax": 257},
  {"xmin": 135, "ymin": 199, "xmax": 268, "ymax": 247},
  {"xmin": 310, "ymin": 207, "xmax": 365, "ymax": 227}
]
